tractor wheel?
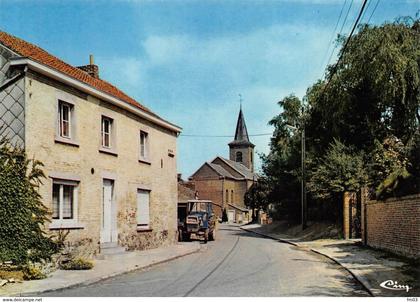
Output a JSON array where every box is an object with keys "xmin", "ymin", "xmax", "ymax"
[
  {"xmin": 209, "ymin": 229, "xmax": 216, "ymax": 241},
  {"xmin": 178, "ymin": 231, "xmax": 183, "ymax": 242},
  {"xmin": 204, "ymin": 230, "xmax": 209, "ymax": 243}
]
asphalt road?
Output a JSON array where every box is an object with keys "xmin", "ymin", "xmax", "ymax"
[{"xmin": 44, "ymin": 225, "xmax": 369, "ymax": 297}]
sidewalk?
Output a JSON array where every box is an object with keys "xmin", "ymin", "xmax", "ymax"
[
  {"xmin": 0, "ymin": 242, "xmax": 201, "ymax": 297},
  {"xmin": 241, "ymin": 224, "xmax": 419, "ymax": 297}
]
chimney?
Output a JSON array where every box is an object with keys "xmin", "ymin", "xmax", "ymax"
[{"xmin": 77, "ymin": 54, "xmax": 99, "ymax": 79}]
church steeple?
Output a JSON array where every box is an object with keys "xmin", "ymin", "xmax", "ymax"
[
  {"xmin": 230, "ymin": 108, "xmax": 253, "ymax": 146},
  {"xmin": 229, "ymin": 105, "xmax": 255, "ymax": 172}
]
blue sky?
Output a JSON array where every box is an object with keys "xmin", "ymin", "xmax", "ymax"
[{"xmin": 0, "ymin": 0, "xmax": 418, "ymax": 177}]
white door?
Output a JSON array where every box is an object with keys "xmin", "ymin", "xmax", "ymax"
[
  {"xmin": 228, "ymin": 210, "xmax": 235, "ymax": 223},
  {"xmin": 101, "ymin": 179, "xmax": 114, "ymax": 243}
]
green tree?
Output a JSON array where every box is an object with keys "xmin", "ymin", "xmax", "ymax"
[
  {"xmin": 262, "ymin": 17, "xmax": 419, "ymax": 224},
  {"xmin": 0, "ymin": 138, "xmax": 58, "ymax": 264},
  {"xmin": 261, "ymin": 94, "xmax": 304, "ymax": 222},
  {"xmin": 244, "ymin": 177, "xmax": 270, "ymax": 222},
  {"xmin": 308, "ymin": 140, "xmax": 368, "ymax": 200},
  {"xmin": 222, "ymin": 208, "xmax": 228, "ymax": 222},
  {"xmin": 368, "ymin": 136, "xmax": 416, "ymax": 199},
  {"xmin": 304, "ymin": 18, "xmax": 419, "ymax": 199},
  {"xmin": 306, "ymin": 18, "xmax": 420, "ymax": 155}
]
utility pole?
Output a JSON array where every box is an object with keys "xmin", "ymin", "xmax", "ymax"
[
  {"xmin": 286, "ymin": 112, "xmax": 307, "ymax": 230},
  {"xmin": 301, "ymin": 109, "xmax": 307, "ymax": 230}
]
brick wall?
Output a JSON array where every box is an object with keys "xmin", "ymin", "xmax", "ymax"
[
  {"xmin": 363, "ymin": 194, "xmax": 420, "ymax": 259},
  {"xmin": 194, "ymin": 179, "xmax": 223, "ymax": 217}
]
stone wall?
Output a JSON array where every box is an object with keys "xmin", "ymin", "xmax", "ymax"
[
  {"xmin": 23, "ymin": 72, "xmax": 178, "ymax": 252},
  {"xmin": 363, "ymin": 194, "xmax": 420, "ymax": 259}
]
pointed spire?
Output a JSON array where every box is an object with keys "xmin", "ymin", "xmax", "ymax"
[
  {"xmin": 229, "ymin": 106, "xmax": 255, "ymax": 147},
  {"xmin": 234, "ymin": 108, "xmax": 250, "ymax": 142}
]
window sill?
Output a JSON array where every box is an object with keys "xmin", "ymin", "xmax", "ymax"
[
  {"xmin": 99, "ymin": 147, "xmax": 118, "ymax": 157},
  {"xmin": 138, "ymin": 159, "xmax": 151, "ymax": 165},
  {"xmin": 49, "ymin": 221, "xmax": 84, "ymax": 230},
  {"xmin": 137, "ymin": 226, "xmax": 153, "ymax": 232},
  {"xmin": 55, "ymin": 136, "xmax": 80, "ymax": 147}
]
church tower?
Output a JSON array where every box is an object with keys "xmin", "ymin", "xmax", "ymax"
[{"xmin": 228, "ymin": 107, "xmax": 255, "ymax": 172}]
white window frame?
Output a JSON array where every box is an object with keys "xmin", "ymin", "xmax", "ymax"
[
  {"xmin": 139, "ymin": 131, "xmax": 149, "ymax": 161},
  {"xmin": 101, "ymin": 116, "xmax": 113, "ymax": 148},
  {"xmin": 50, "ymin": 179, "xmax": 79, "ymax": 228},
  {"xmin": 59, "ymin": 101, "xmax": 72, "ymax": 138},
  {"xmin": 137, "ymin": 189, "xmax": 150, "ymax": 230}
]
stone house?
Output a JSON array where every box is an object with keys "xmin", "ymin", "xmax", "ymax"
[
  {"xmin": 189, "ymin": 108, "xmax": 256, "ymax": 223},
  {"xmin": 0, "ymin": 31, "xmax": 181, "ymax": 254}
]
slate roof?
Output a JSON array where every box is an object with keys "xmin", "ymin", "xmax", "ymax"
[
  {"xmin": 214, "ymin": 156, "xmax": 257, "ymax": 180},
  {"xmin": 207, "ymin": 163, "xmax": 237, "ymax": 179},
  {"xmin": 0, "ymin": 31, "xmax": 173, "ymax": 126},
  {"xmin": 229, "ymin": 108, "xmax": 255, "ymax": 147}
]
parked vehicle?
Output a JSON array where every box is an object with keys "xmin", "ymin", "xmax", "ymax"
[{"xmin": 177, "ymin": 200, "xmax": 216, "ymax": 243}]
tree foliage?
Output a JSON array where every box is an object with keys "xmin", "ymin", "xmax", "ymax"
[
  {"xmin": 306, "ymin": 18, "xmax": 420, "ymax": 154},
  {"xmin": 260, "ymin": 94, "xmax": 303, "ymax": 222},
  {"xmin": 222, "ymin": 208, "xmax": 228, "ymax": 222},
  {"xmin": 257, "ymin": 17, "xmax": 419, "ymax": 223},
  {"xmin": 0, "ymin": 138, "xmax": 58, "ymax": 264},
  {"xmin": 308, "ymin": 140, "xmax": 368, "ymax": 200},
  {"xmin": 244, "ymin": 177, "xmax": 270, "ymax": 211}
]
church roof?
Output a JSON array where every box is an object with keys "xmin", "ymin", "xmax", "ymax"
[
  {"xmin": 229, "ymin": 108, "xmax": 255, "ymax": 147},
  {"xmin": 207, "ymin": 163, "xmax": 237, "ymax": 179},
  {"xmin": 214, "ymin": 156, "xmax": 256, "ymax": 180}
]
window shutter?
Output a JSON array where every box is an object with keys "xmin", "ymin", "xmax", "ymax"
[{"xmin": 137, "ymin": 190, "xmax": 150, "ymax": 226}]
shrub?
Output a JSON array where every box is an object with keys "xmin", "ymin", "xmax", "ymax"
[
  {"xmin": 222, "ymin": 208, "xmax": 228, "ymax": 222},
  {"xmin": 22, "ymin": 262, "xmax": 47, "ymax": 280},
  {"xmin": 0, "ymin": 137, "xmax": 58, "ymax": 264},
  {"xmin": 61, "ymin": 258, "xmax": 94, "ymax": 270}
]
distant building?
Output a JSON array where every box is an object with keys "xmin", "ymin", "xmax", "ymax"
[
  {"xmin": 177, "ymin": 173, "xmax": 196, "ymax": 203},
  {"xmin": 0, "ymin": 31, "xmax": 181, "ymax": 254},
  {"xmin": 189, "ymin": 107, "xmax": 257, "ymax": 223}
]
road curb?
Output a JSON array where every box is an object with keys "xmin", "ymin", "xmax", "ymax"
[
  {"xmin": 240, "ymin": 227, "xmax": 374, "ymax": 297},
  {"xmin": 308, "ymin": 248, "xmax": 374, "ymax": 296},
  {"xmin": 240, "ymin": 227, "xmax": 299, "ymax": 247},
  {"xmin": 8, "ymin": 245, "xmax": 201, "ymax": 297}
]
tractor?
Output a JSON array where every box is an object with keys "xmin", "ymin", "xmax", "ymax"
[{"xmin": 177, "ymin": 200, "xmax": 216, "ymax": 243}]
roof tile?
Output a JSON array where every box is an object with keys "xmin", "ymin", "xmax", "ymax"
[{"xmin": 0, "ymin": 31, "xmax": 161, "ymax": 119}]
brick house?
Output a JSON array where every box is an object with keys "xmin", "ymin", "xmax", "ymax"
[
  {"xmin": 189, "ymin": 108, "xmax": 256, "ymax": 222},
  {"xmin": 0, "ymin": 31, "xmax": 182, "ymax": 254}
]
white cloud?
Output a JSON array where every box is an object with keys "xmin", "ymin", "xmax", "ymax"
[{"xmin": 97, "ymin": 56, "xmax": 146, "ymax": 88}]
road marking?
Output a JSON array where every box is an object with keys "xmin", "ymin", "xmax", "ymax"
[{"xmin": 183, "ymin": 234, "xmax": 240, "ymax": 297}]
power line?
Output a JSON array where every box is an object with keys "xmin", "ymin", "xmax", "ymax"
[
  {"xmin": 322, "ymin": 0, "xmax": 369, "ymax": 92},
  {"xmin": 338, "ymin": 0, "xmax": 355, "ymax": 37},
  {"xmin": 360, "ymin": 0, "xmax": 373, "ymax": 24},
  {"xmin": 320, "ymin": 0, "xmax": 348, "ymax": 76},
  {"xmin": 325, "ymin": 0, "xmax": 355, "ymax": 69},
  {"xmin": 366, "ymin": 0, "xmax": 381, "ymax": 24},
  {"xmin": 180, "ymin": 133, "xmax": 272, "ymax": 138}
]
